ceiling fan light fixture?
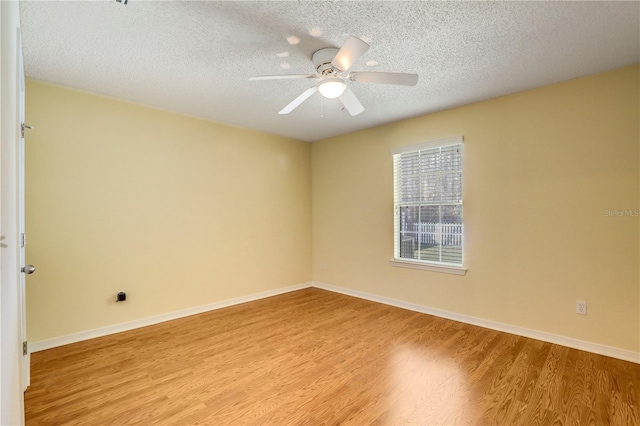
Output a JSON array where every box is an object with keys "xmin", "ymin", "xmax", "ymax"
[{"xmin": 317, "ymin": 78, "xmax": 346, "ymax": 99}]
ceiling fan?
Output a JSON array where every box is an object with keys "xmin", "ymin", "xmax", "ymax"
[{"xmin": 249, "ymin": 36, "xmax": 419, "ymax": 116}]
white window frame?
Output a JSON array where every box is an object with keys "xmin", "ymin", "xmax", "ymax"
[{"xmin": 390, "ymin": 136, "xmax": 467, "ymax": 275}]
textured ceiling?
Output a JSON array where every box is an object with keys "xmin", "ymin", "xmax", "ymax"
[{"xmin": 20, "ymin": 1, "xmax": 640, "ymax": 142}]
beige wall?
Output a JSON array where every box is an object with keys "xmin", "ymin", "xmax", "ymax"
[
  {"xmin": 26, "ymin": 65, "xmax": 640, "ymax": 354},
  {"xmin": 312, "ymin": 65, "xmax": 640, "ymax": 352},
  {"xmin": 25, "ymin": 80, "xmax": 311, "ymax": 342}
]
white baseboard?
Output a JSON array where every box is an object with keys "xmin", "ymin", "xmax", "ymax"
[
  {"xmin": 30, "ymin": 280, "xmax": 640, "ymax": 364},
  {"xmin": 29, "ymin": 282, "xmax": 312, "ymax": 353},
  {"xmin": 312, "ymin": 281, "xmax": 640, "ymax": 364}
]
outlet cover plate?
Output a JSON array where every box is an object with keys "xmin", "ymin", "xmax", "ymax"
[{"xmin": 576, "ymin": 301, "xmax": 587, "ymax": 315}]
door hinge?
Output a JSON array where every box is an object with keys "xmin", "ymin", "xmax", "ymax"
[
  {"xmin": 21, "ymin": 123, "xmax": 33, "ymax": 138},
  {"xmin": 20, "ymin": 233, "xmax": 25, "ymax": 248},
  {"xmin": 23, "ymin": 341, "xmax": 28, "ymax": 356}
]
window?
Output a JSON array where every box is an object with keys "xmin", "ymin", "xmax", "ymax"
[{"xmin": 392, "ymin": 136, "xmax": 464, "ymax": 272}]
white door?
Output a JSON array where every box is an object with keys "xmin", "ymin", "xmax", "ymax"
[{"xmin": 17, "ymin": 31, "xmax": 33, "ymax": 391}]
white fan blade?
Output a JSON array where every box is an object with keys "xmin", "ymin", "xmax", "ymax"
[
  {"xmin": 350, "ymin": 72, "xmax": 418, "ymax": 86},
  {"xmin": 249, "ymin": 74, "xmax": 318, "ymax": 81},
  {"xmin": 339, "ymin": 87, "xmax": 364, "ymax": 116},
  {"xmin": 278, "ymin": 87, "xmax": 317, "ymax": 114},
  {"xmin": 331, "ymin": 36, "xmax": 370, "ymax": 72}
]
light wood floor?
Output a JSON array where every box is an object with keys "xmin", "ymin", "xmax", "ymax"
[{"xmin": 25, "ymin": 288, "xmax": 639, "ymax": 425}]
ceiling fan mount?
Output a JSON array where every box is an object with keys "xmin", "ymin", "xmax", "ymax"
[
  {"xmin": 249, "ymin": 36, "xmax": 419, "ymax": 116},
  {"xmin": 312, "ymin": 48, "xmax": 340, "ymax": 76}
]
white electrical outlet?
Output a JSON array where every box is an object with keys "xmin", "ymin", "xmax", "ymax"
[
  {"xmin": 320, "ymin": 261, "xmax": 326, "ymax": 270},
  {"xmin": 576, "ymin": 301, "xmax": 587, "ymax": 315}
]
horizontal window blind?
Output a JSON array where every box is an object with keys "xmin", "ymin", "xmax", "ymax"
[{"xmin": 393, "ymin": 139, "xmax": 463, "ymax": 266}]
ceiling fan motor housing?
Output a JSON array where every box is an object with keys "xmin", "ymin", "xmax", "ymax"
[{"xmin": 312, "ymin": 48, "xmax": 340, "ymax": 76}]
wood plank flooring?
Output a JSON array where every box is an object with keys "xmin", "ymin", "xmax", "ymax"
[{"xmin": 25, "ymin": 288, "xmax": 640, "ymax": 425}]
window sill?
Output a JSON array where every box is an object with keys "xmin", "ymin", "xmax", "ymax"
[{"xmin": 390, "ymin": 259, "xmax": 467, "ymax": 275}]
